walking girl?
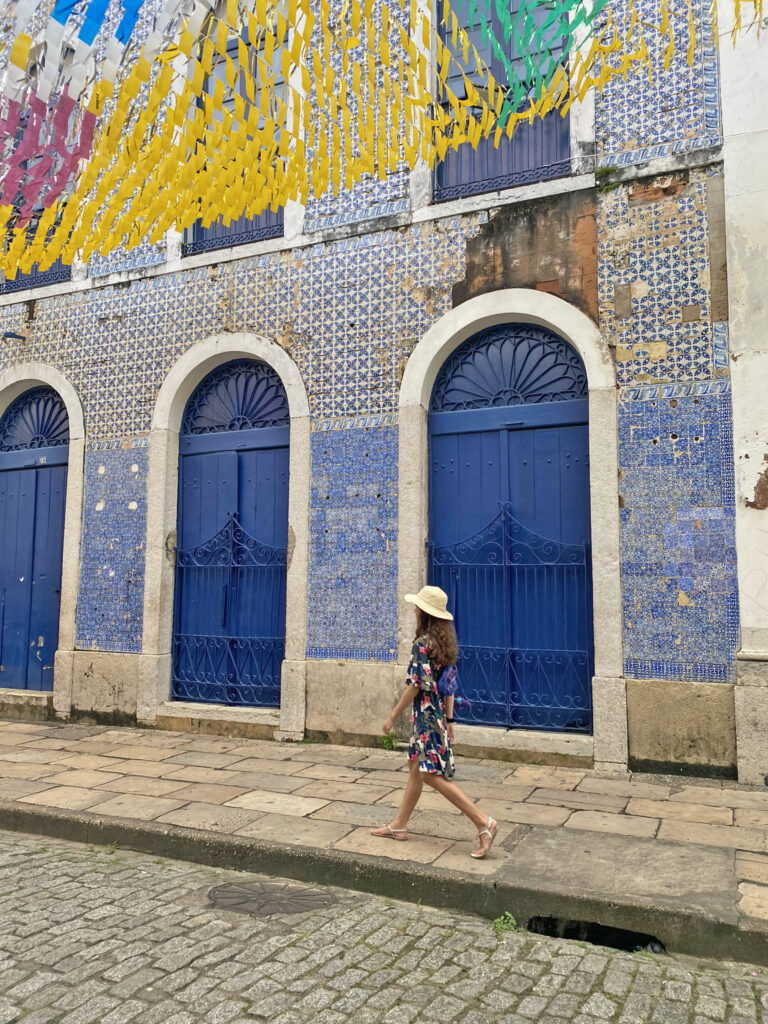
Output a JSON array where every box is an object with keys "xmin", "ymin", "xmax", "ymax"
[{"xmin": 371, "ymin": 586, "xmax": 498, "ymax": 859}]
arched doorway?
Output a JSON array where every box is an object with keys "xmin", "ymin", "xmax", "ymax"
[
  {"xmin": 0, "ymin": 386, "xmax": 69, "ymax": 691},
  {"xmin": 171, "ymin": 358, "xmax": 290, "ymax": 707},
  {"xmin": 428, "ymin": 323, "xmax": 594, "ymax": 732}
]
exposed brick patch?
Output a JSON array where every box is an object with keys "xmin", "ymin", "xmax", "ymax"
[
  {"xmin": 628, "ymin": 174, "xmax": 688, "ymax": 203},
  {"xmin": 746, "ymin": 464, "xmax": 768, "ymax": 511}
]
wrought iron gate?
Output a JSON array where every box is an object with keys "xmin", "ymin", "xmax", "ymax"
[
  {"xmin": 172, "ymin": 360, "xmax": 289, "ymax": 708},
  {"xmin": 0, "ymin": 387, "xmax": 69, "ymax": 691},
  {"xmin": 428, "ymin": 323, "xmax": 594, "ymax": 733},
  {"xmin": 430, "ymin": 503, "xmax": 592, "ymax": 731}
]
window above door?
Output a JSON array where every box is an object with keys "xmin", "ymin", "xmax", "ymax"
[
  {"xmin": 182, "ymin": 13, "xmax": 286, "ymax": 257},
  {"xmin": 433, "ymin": 0, "xmax": 572, "ymax": 203}
]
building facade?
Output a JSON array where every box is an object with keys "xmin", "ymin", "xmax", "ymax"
[{"xmin": 0, "ymin": 0, "xmax": 766, "ymax": 781}]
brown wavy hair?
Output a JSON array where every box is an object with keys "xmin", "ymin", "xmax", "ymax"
[{"xmin": 415, "ymin": 608, "xmax": 459, "ymax": 668}]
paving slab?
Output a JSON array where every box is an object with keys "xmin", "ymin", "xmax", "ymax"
[
  {"xmin": 310, "ymin": 799, "xmax": 393, "ymax": 829},
  {"xmin": 156, "ymin": 802, "xmax": 265, "ymax": 833},
  {"xmin": 0, "ymin": 761, "xmax": 62, "ymax": 780},
  {"xmin": 564, "ymin": 809, "xmax": 660, "ymax": 838},
  {"xmin": 163, "ymin": 751, "xmax": 246, "ymax": 769},
  {"xmin": 292, "ymin": 780, "xmax": 398, "ymax": 804},
  {"xmin": 658, "ymin": 819, "xmax": 768, "ymax": 852},
  {"xmin": 95, "ymin": 776, "xmax": 191, "ymax": 797},
  {"xmin": 225, "ymin": 790, "xmax": 330, "ymax": 816},
  {"xmin": 671, "ymin": 787, "xmax": 768, "ymax": 810},
  {"xmin": 18, "ymin": 785, "xmax": 109, "ymax": 811},
  {"xmin": 0, "ymin": 779, "xmax": 53, "ymax": 800},
  {"xmin": 91, "ymin": 793, "xmax": 188, "ymax": 820},
  {"xmin": 56, "ymin": 754, "xmax": 125, "ymax": 771},
  {"xmin": 626, "ymin": 796, "xmax": 733, "ymax": 825},
  {"xmin": 481, "ymin": 798, "xmax": 572, "ymax": 826},
  {"xmin": 222, "ymin": 770, "xmax": 314, "ymax": 793},
  {"xmin": 166, "ymin": 783, "xmax": 252, "ymax": 804},
  {"xmin": 235, "ymin": 812, "xmax": 353, "ymax": 848},
  {"xmin": 291, "ymin": 763, "xmax": 370, "ymax": 782},
  {"xmin": 432, "ymin": 840, "xmax": 511, "ymax": 875},
  {"xmin": 43, "ymin": 768, "xmax": 124, "ymax": 788},
  {"xmin": 741, "ymin": 856, "xmax": 768, "ymax": 888},
  {"xmin": 508, "ymin": 828, "xmax": 736, "ymax": 919},
  {"xmin": 103, "ymin": 744, "xmax": 180, "ymax": 761},
  {"xmin": 576, "ymin": 777, "xmax": 673, "ymax": 800},
  {"xmin": 528, "ymin": 788, "xmax": 629, "ymax": 813},
  {"xmin": 99, "ymin": 758, "xmax": 190, "ymax": 777},
  {"xmin": 333, "ymin": 826, "xmax": 454, "ymax": 863},
  {"xmin": 510, "ymin": 765, "xmax": 586, "ymax": 790}
]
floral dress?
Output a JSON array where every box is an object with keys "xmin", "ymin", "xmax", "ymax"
[{"xmin": 407, "ymin": 637, "xmax": 455, "ymax": 779}]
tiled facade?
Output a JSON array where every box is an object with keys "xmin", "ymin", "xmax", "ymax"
[
  {"xmin": 0, "ymin": 0, "xmax": 745, "ymax": 740},
  {"xmin": 595, "ymin": 0, "xmax": 722, "ymax": 166},
  {"xmin": 76, "ymin": 444, "xmax": 148, "ymax": 654},
  {"xmin": 307, "ymin": 423, "xmax": 399, "ymax": 661}
]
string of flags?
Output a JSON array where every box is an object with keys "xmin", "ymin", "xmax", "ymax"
[{"xmin": 0, "ymin": 0, "xmax": 762, "ymax": 279}]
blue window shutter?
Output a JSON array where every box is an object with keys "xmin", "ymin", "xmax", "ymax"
[{"xmin": 434, "ymin": 0, "xmax": 571, "ymax": 202}]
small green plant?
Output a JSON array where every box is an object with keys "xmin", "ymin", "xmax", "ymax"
[
  {"xmin": 381, "ymin": 730, "xmax": 398, "ymax": 750},
  {"xmin": 595, "ymin": 164, "xmax": 621, "ymax": 193},
  {"xmin": 492, "ymin": 911, "xmax": 518, "ymax": 937}
]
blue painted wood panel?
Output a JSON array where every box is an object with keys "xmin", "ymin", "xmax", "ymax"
[{"xmin": 0, "ymin": 459, "xmax": 67, "ymax": 691}]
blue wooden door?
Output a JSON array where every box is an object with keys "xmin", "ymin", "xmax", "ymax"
[
  {"xmin": 172, "ymin": 360, "xmax": 290, "ymax": 707},
  {"xmin": 428, "ymin": 324, "xmax": 593, "ymax": 732},
  {"xmin": 0, "ymin": 387, "xmax": 69, "ymax": 691}
]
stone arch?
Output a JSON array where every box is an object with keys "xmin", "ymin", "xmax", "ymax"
[
  {"xmin": 398, "ymin": 290, "xmax": 626, "ymax": 768},
  {"xmin": 0, "ymin": 362, "xmax": 86, "ymax": 716},
  {"xmin": 139, "ymin": 333, "xmax": 310, "ymax": 737}
]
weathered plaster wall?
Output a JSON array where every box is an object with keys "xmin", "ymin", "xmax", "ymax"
[
  {"xmin": 719, "ymin": 3, "xmax": 768, "ymax": 657},
  {"xmin": 717, "ymin": 0, "xmax": 768, "ymax": 782},
  {"xmin": 452, "ymin": 190, "xmax": 599, "ymax": 323}
]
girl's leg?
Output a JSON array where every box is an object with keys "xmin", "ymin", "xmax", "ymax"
[
  {"xmin": 389, "ymin": 759, "xmax": 424, "ymax": 830},
  {"xmin": 423, "ymin": 773, "xmax": 487, "ymax": 830}
]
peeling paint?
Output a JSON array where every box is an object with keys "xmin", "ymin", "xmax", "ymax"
[{"xmin": 746, "ymin": 465, "xmax": 768, "ymax": 511}]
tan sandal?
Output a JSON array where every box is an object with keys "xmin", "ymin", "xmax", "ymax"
[
  {"xmin": 470, "ymin": 817, "xmax": 498, "ymax": 859},
  {"xmin": 370, "ymin": 824, "xmax": 408, "ymax": 841}
]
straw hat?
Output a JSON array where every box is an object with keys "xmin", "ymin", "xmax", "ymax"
[{"xmin": 404, "ymin": 585, "xmax": 453, "ymax": 620}]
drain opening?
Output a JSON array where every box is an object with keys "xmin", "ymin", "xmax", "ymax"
[{"xmin": 527, "ymin": 916, "xmax": 666, "ymax": 954}]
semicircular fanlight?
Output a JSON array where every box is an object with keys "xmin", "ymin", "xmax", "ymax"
[
  {"xmin": 181, "ymin": 359, "xmax": 290, "ymax": 435},
  {"xmin": 0, "ymin": 386, "xmax": 70, "ymax": 452},
  {"xmin": 430, "ymin": 324, "xmax": 587, "ymax": 412}
]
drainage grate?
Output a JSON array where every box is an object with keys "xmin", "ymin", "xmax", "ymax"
[
  {"xmin": 208, "ymin": 880, "xmax": 337, "ymax": 917},
  {"xmin": 528, "ymin": 916, "xmax": 666, "ymax": 954}
]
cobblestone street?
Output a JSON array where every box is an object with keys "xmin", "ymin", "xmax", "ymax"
[{"xmin": 2, "ymin": 833, "xmax": 768, "ymax": 1024}]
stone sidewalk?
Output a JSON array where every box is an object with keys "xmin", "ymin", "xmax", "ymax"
[{"xmin": 3, "ymin": 719, "xmax": 768, "ymax": 964}]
